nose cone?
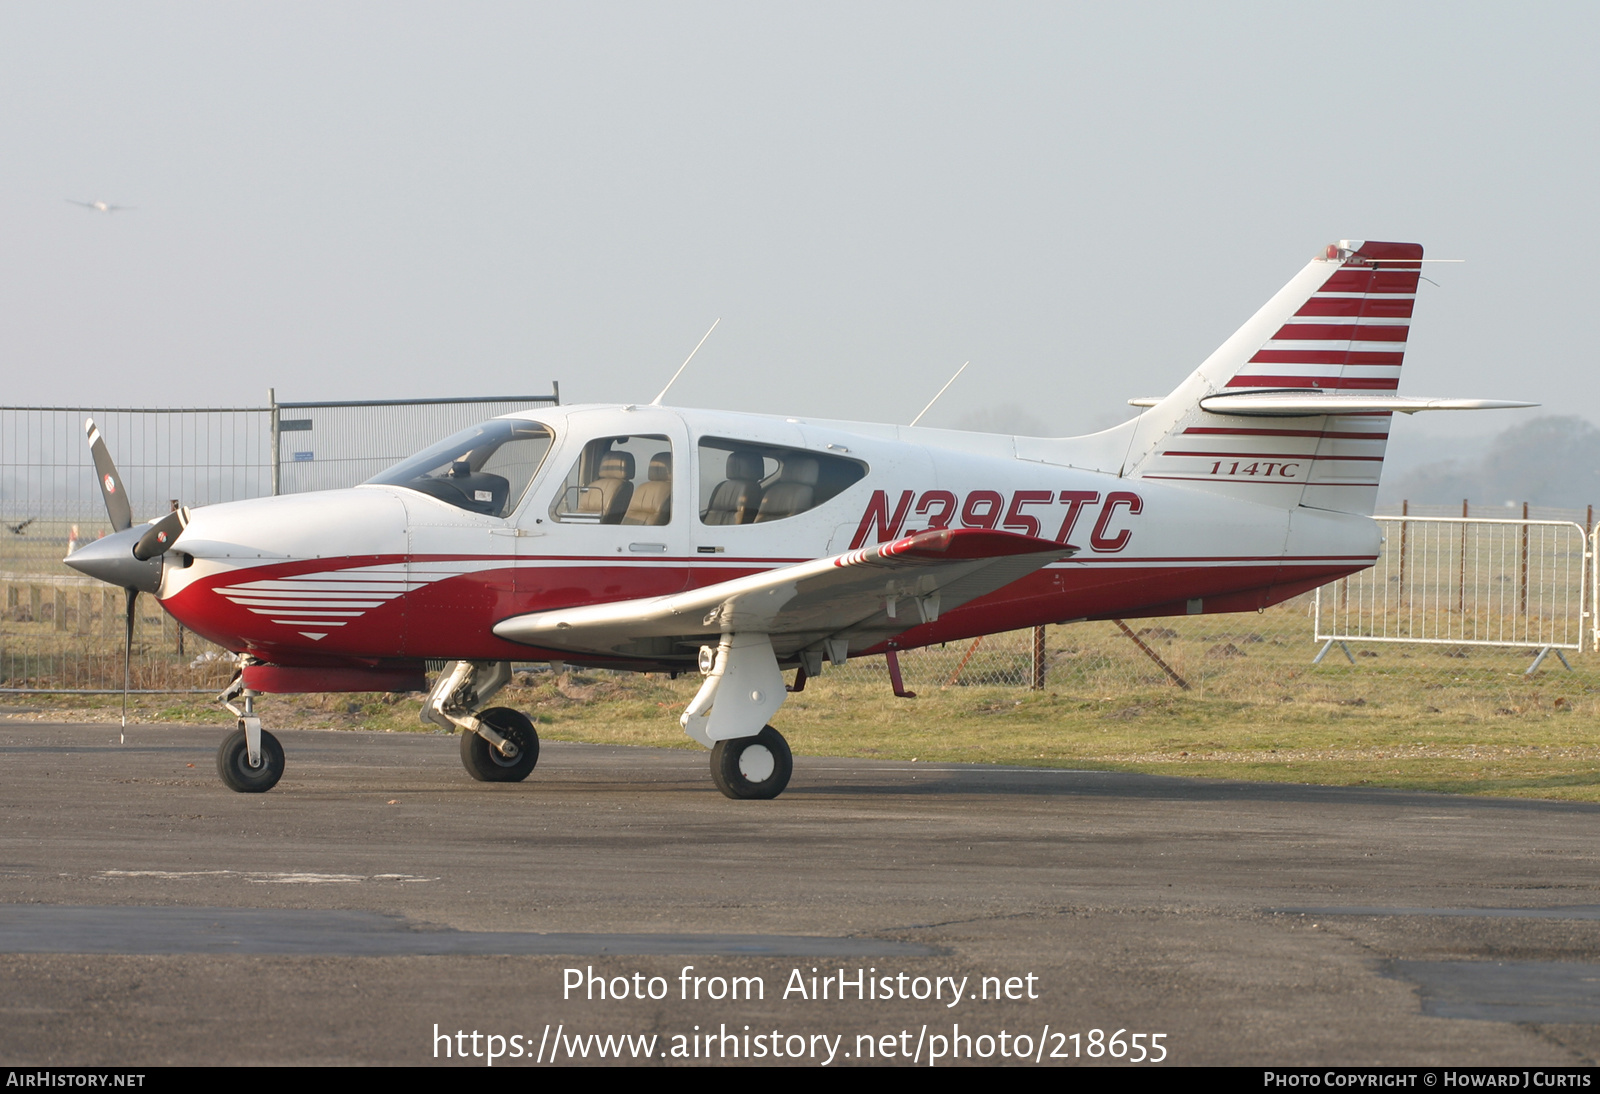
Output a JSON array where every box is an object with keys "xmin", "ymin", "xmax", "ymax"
[{"xmin": 63, "ymin": 526, "xmax": 163, "ymax": 593}]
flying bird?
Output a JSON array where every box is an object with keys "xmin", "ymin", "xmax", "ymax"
[
  {"xmin": 6, "ymin": 518, "xmax": 35, "ymax": 535},
  {"xmin": 65, "ymin": 199, "xmax": 134, "ymax": 214}
]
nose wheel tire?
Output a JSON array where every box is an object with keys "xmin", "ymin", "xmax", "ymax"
[
  {"xmin": 217, "ymin": 728, "xmax": 285, "ymax": 794},
  {"xmin": 459, "ymin": 707, "xmax": 540, "ymax": 783},
  {"xmin": 710, "ymin": 726, "xmax": 792, "ymax": 800}
]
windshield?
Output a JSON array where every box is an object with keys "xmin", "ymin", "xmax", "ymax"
[{"xmin": 366, "ymin": 418, "xmax": 554, "ymax": 517}]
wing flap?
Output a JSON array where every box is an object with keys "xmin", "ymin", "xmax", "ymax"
[{"xmin": 493, "ymin": 528, "xmax": 1073, "ymax": 661}]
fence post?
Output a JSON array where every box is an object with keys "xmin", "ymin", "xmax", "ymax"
[
  {"xmin": 1592, "ymin": 511, "xmax": 1598, "ymax": 653},
  {"xmin": 1458, "ymin": 499, "xmax": 1468, "ymax": 615},
  {"xmin": 1521, "ymin": 501, "xmax": 1530, "ymax": 618},
  {"xmin": 1590, "ymin": 505, "xmax": 1596, "ymax": 653},
  {"xmin": 1030, "ymin": 625, "xmax": 1046, "ymax": 690},
  {"xmin": 269, "ymin": 387, "xmax": 281, "ymax": 496},
  {"xmin": 1399, "ymin": 499, "xmax": 1408, "ymax": 594}
]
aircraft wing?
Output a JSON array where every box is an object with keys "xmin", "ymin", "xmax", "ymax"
[{"xmin": 492, "ymin": 528, "xmax": 1074, "ymax": 662}]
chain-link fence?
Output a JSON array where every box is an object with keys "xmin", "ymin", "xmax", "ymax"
[{"xmin": 0, "ymin": 391, "xmax": 557, "ymax": 692}]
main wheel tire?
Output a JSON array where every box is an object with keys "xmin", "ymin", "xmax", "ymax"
[
  {"xmin": 459, "ymin": 707, "xmax": 540, "ymax": 783},
  {"xmin": 710, "ymin": 725, "xmax": 793, "ymax": 800},
  {"xmin": 216, "ymin": 727, "xmax": 285, "ymax": 793}
]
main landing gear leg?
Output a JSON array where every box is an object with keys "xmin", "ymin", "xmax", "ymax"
[
  {"xmin": 682, "ymin": 634, "xmax": 794, "ymax": 800},
  {"xmin": 216, "ymin": 670, "xmax": 284, "ymax": 794},
  {"xmin": 423, "ymin": 660, "xmax": 540, "ymax": 784}
]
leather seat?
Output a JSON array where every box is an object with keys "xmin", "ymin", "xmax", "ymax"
[
  {"xmin": 621, "ymin": 451, "xmax": 672, "ymax": 526},
  {"xmin": 702, "ymin": 451, "xmax": 764, "ymax": 525},
  {"xmin": 579, "ymin": 451, "xmax": 634, "ymax": 523},
  {"xmin": 753, "ymin": 457, "xmax": 818, "ymax": 522}
]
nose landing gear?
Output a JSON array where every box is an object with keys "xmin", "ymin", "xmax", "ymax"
[
  {"xmin": 217, "ymin": 724, "xmax": 285, "ymax": 793},
  {"xmin": 216, "ymin": 674, "xmax": 284, "ymax": 793}
]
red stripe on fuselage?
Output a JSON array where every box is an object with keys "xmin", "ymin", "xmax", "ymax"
[
  {"xmin": 1141, "ymin": 474, "xmax": 1379, "ymax": 486},
  {"xmin": 160, "ymin": 554, "xmax": 1373, "ymax": 669},
  {"xmin": 1161, "ymin": 450, "xmax": 1385, "ymax": 462}
]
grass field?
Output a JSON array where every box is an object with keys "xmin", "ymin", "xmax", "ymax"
[{"xmin": 8, "ymin": 607, "xmax": 1599, "ymax": 803}]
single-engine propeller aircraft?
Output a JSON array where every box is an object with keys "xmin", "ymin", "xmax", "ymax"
[{"xmin": 66, "ymin": 240, "xmax": 1531, "ymax": 799}]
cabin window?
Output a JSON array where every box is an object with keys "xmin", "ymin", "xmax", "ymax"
[
  {"xmin": 549, "ymin": 435, "xmax": 674, "ymax": 525},
  {"xmin": 698, "ymin": 437, "xmax": 867, "ymax": 525},
  {"xmin": 366, "ymin": 419, "xmax": 554, "ymax": 518}
]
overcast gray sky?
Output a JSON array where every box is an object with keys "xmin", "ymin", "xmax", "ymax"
[{"xmin": 1, "ymin": 2, "xmax": 1593, "ymax": 450}]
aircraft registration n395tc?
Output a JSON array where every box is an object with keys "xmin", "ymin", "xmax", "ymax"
[{"xmin": 66, "ymin": 240, "xmax": 1529, "ymax": 799}]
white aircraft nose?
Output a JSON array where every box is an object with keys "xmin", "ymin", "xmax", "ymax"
[{"xmin": 167, "ymin": 487, "xmax": 411, "ymax": 563}]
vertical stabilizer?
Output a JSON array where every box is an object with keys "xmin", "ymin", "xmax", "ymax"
[{"xmin": 1124, "ymin": 240, "xmax": 1422, "ymax": 515}]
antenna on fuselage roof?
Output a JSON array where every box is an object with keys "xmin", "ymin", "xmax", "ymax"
[
  {"xmin": 908, "ymin": 361, "xmax": 970, "ymax": 427},
  {"xmin": 649, "ymin": 319, "xmax": 720, "ymax": 407}
]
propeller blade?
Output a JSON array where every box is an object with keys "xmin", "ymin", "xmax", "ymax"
[
  {"xmin": 122, "ymin": 587, "xmax": 136, "ymax": 732},
  {"xmin": 133, "ymin": 507, "xmax": 189, "ymax": 561},
  {"xmin": 86, "ymin": 419, "xmax": 133, "ymax": 533}
]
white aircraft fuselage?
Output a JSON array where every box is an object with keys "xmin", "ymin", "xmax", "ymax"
[{"xmin": 154, "ymin": 404, "xmax": 1377, "ymax": 673}]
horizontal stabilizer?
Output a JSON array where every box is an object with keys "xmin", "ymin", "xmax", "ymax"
[
  {"xmin": 493, "ymin": 528, "xmax": 1073, "ymax": 662},
  {"xmin": 1198, "ymin": 392, "xmax": 1538, "ymax": 417}
]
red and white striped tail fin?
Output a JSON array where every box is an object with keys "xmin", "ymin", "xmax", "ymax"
[
  {"xmin": 1227, "ymin": 240, "xmax": 1420, "ymax": 393},
  {"xmin": 1123, "ymin": 240, "xmax": 1424, "ymax": 516}
]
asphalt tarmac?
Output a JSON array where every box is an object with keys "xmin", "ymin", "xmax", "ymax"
[{"xmin": 3, "ymin": 719, "xmax": 1599, "ymax": 1067}]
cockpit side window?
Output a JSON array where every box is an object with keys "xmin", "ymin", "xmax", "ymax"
[
  {"xmin": 366, "ymin": 419, "xmax": 554, "ymax": 518},
  {"xmin": 549, "ymin": 434, "xmax": 674, "ymax": 525},
  {"xmin": 698, "ymin": 437, "xmax": 867, "ymax": 525}
]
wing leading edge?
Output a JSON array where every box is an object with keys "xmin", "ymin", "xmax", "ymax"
[{"xmin": 492, "ymin": 528, "xmax": 1075, "ymax": 663}]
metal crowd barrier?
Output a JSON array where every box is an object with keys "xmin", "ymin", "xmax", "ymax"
[{"xmin": 1314, "ymin": 513, "xmax": 1591, "ymax": 673}]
